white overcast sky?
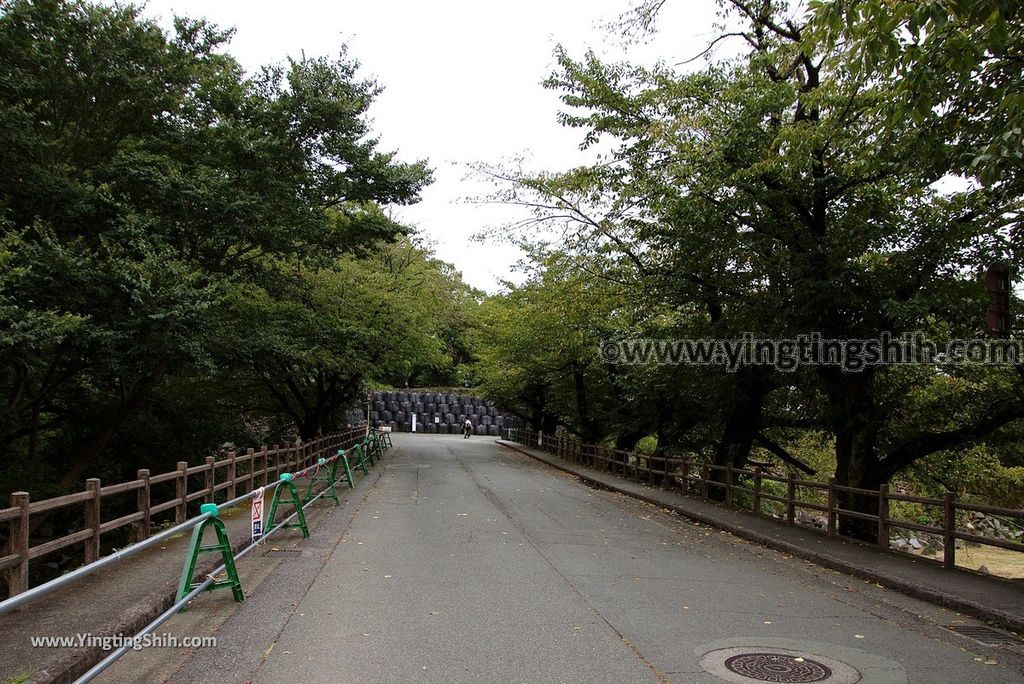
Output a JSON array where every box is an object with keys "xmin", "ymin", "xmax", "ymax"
[{"xmin": 133, "ymin": 0, "xmax": 724, "ymax": 292}]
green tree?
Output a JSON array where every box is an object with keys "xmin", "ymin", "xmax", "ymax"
[
  {"xmin": 0, "ymin": 0, "xmax": 431, "ymax": 491},
  {"xmin": 486, "ymin": 0, "xmax": 1023, "ymax": 538},
  {"xmin": 808, "ymin": 0, "xmax": 1024, "ymax": 190},
  {"xmin": 221, "ymin": 237, "xmax": 465, "ymax": 439}
]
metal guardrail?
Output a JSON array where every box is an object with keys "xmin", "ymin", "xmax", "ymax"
[
  {"xmin": 505, "ymin": 428, "xmax": 1024, "ymax": 570},
  {"xmin": 1, "ymin": 428, "xmax": 368, "ymax": 599},
  {"xmin": 4, "ymin": 427, "xmax": 392, "ymax": 683},
  {"xmin": 0, "ymin": 428, "xmax": 378, "ymax": 617},
  {"xmin": 74, "ymin": 473, "xmax": 340, "ymax": 683},
  {"xmin": 0, "ymin": 487, "xmax": 260, "ymax": 617}
]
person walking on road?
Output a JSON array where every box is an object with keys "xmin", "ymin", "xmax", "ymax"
[{"xmin": 463, "ymin": 418, "xmax": 473, "ymax": 438}]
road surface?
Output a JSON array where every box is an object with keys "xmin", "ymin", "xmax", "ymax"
[{"xmin": 102, "ymin": 434, "xmax": 1024, "ymax": 683}]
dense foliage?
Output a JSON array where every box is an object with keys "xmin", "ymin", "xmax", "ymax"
[
  {"xmin": 472, "ymin": 0, "xmax": 1024, "ymax": 535},
  {"xmin": 3, "ymin": 0, "xmax": 1022, "ymax": 542},
  {"xmin": 0, "ymin": 0, "xmax": 475, "ymax": 496}
]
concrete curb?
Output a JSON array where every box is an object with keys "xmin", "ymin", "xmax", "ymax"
[
  {"xmin": 497, "ymin": 440, "xmax": 1024, "ymax": 634},
  {"xmin": 27, "ymin": 446, "xmax": 397, "ymax": 684}
]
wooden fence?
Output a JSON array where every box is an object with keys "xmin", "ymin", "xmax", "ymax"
[
  {"xmin": 510, "ymin": 428, "xmax": 1024, "ymax": 571},
  {"xmin": 0, "ymin": 428, "xmax": 367, "ymax": 599}
]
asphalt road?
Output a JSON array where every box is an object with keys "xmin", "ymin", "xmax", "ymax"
[
  {"xmin": 102, "ymin": 434, "xmax": 1024, "ymax": 683},
  {"xmin": 251, "ymin": 434, "xmax": 1023, "ymax": 683}
]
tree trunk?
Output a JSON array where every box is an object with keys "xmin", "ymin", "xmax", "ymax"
[
  {"xmin": 709, "ymin": 370, "xmax": 770, "ymax": 500},
  {"xmin": 571, "ymin": 361, "xmax": 601, "ymax": 443},
  {"xmin": 822, "ymin": 368, "xmax": 883, "ymax": 541}
]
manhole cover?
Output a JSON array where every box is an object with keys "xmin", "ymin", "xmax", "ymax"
[
  {"xmin": 724, "ymin": 653, "xmax": 832, "ymax": 682},
  {"xmin": 699, "ymin": 647, "xmax": 861, "ymax": 684},
  {"xmin": 947, "ymin": 625, "xmax": 1021, "ymax": 646}
]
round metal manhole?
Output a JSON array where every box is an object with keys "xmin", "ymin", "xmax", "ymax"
[
  {"xmin": 724, "ymin": 653, "xmax": 831, "ymax": 683},
  {"xmin": 699, "ymin": 647, "xmax": 861, "ymax": 684}
]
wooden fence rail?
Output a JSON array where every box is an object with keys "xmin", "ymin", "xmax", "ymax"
[
  {"xmin": 1, "ymin": 428, "xmax": 367, "ymax": 599},
  {"xmin": 509, "ymin": 428, "xmax": 1024, "ymax": 572}
]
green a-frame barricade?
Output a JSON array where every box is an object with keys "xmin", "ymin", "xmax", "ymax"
[
  {"xmin": 176, "ymin": 503, "xmax": 244, "ymax": 607},
  {"xmin": 303, "ymin": 457, "xmax": 341, "ymax": 506},
  {"xmin": 174, "ymin": 433, "xmax": 389, "ymax": 610},
  {"xmin": 349, "ymin": 443, "xmax": 372, "ymax": 474},
  {"xmin": 267, "ymin": 473, "xmax": 310, "ymax": 538}
]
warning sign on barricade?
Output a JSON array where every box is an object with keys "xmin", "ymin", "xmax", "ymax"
[{"xmin": 251, "ymin": 488, "xmax": 265, "ymax": 540}]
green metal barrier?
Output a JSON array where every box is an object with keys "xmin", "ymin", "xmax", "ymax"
[
  {"xmin": 266, "ymin": 473, "xmax": 310, "ymax": 539},
  {"xmin": 349, "ymin": 443, "xmax": 371, "ymax": 475},
  {"xmin": 363, "ymin": 434, "xmax": 384, "ymax": 465},
  {"xmin": 334, "ymin": 449, "xmax": 357, "ymax": 489},
  {"xmin": 175, "ymin": 503, "xmax": 244, "ymax": 607},
  {"xmin": 304, "ymin": 457, "xmax": 340, "ymax": 506},
  {"xmin": 172, "ymin": 429, "xmax": 387, "ymax": 613}
]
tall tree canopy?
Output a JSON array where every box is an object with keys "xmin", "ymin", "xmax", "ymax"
[
  {"xmin": 473, "ymin": 0, "xmax": 1024, "ymax": 538},
  {"xmin": 0, "ymin": 0, "xmax": 454, "ymax": 494}
]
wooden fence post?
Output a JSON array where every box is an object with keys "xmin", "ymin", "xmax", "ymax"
[
  {"xmin": 260, "ymin": 446, "xmax": 268, "ymax": 489},
  {"xmin": 272, "ymin": 445, "xmax": 280, "ymax": 480},
  {"xmin": 827, "ymin": 478, "xmax": 837, "ymax": 537},
  {"xmin": 680, "ymin": 460, "xmax": 689, "ymax": 494},
  {"xmin": 753, "ymin": 468, "xmax": 762, "ymax": 516},
  {"xmin": 175, "ymin": 461, "xmax": 188, "ymax": 524},
  {"xmin": 725, "ymin": 466, "xmax": 734, "ymax": 507},
  {"xmin": 134, "ymin": 469, "xmax": 151, "ymax": 543},
  {"xmin": 226, "ymin": 450, "xmax": 237, "ymax": 501},
  {"xmin": 84, "ymin": 479, "xmax": 101, "ymax": 564},
  {"xmin": 877, "ymin": 484, "xmax": 889, "ymax": 552},
  {"xmin": 7, "ymin": 492, "xmax": 30, "ymax": 596},
  {"xmin": 786, "ymin": 473, "xmax": 796, "ymax": 525},
  {"xmin": 943, "ymin": 491, "xmax": 956, "ymax": 569},
  {"xmin": 701, "ymin": 462, "xmax": 709, "ymax": 500},
  {"xmin": 204, "ymin": 456, "xmax": 215, "ymax": 503},
  {"xmin": 243, "ymin": 448, "xmax": 254, "ymax": 492}
]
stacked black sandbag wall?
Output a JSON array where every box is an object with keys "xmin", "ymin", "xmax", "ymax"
[{"xmin": 358, "ymin": 391, "xmax": 520, "ymax": 435}]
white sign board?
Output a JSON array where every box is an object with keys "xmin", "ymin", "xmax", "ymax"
[{"xmin": 251, "ymin": 489, "xmax": 264, "ymax": 540}]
